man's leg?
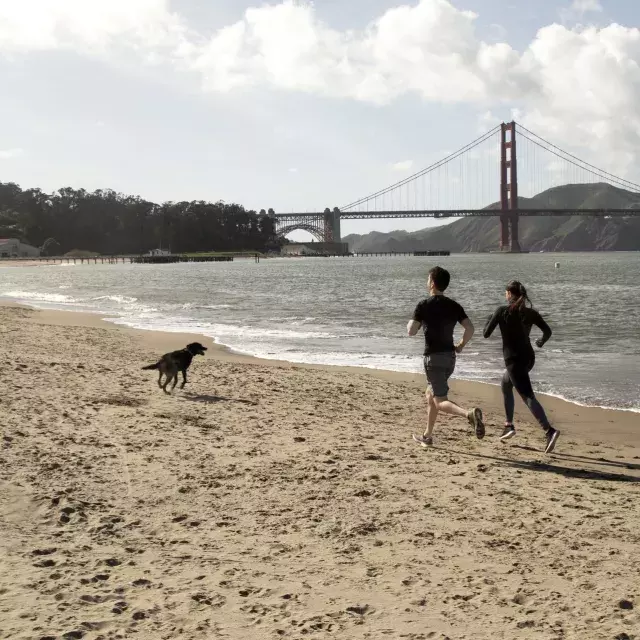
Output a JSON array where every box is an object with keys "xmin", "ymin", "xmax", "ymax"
[
  {"xmin": 428, "ymin": 353, "xmax": 485, "ymax": 439},
  {"xmin": 415, "ymin": 359, "xmax": 442, "ymax": 445},
  {"xmin": 433, "ymin": 396, "xmax": 468, "ymax": 418},
  {"xmin": 433, "ymin": 397, "xmax": 485, "ymax": 440},
  {"xmin": 422, "ymin": 389, "xmax": 439, "ymax": 438}
]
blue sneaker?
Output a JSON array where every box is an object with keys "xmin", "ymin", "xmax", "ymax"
[
  {"xmin": 413, "ymin": 434, "xmax": 433, "ymax": 447},
  {"xmin": 545, "ymin": 428, "xmax": 560, "ymax": 454},
  {"xmin": 468, "ymin": 408, "xmax": 485, "ymax": 439},
  {"xmin": 500, "ymin": 424, "xmax": 516, "ymax": 441}
]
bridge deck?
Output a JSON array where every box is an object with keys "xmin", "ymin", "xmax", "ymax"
[{"xmin": 274, "ymin": 209, "xmax": 640, "ymax": 220}]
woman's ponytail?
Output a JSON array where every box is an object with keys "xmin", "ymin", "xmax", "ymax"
[{"xmin": 506, "ymin": 280, "xmax": 530, "ymax": 314}]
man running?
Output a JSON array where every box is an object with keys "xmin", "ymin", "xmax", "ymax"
[
  {"xmin": 483, "ymin": 280, "xmax": 559, "ymax": 454},
  {"xmin": 408, "ymin": 266, "xmax": 485, "ymax": 446}
]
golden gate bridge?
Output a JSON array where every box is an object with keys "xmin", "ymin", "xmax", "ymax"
[{"xmin": 271, "ymin": 122, "xmax": 640, "ymax": 252}]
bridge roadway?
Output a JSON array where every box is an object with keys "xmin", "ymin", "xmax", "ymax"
[{"xmin": 274, "ymin": 208, "xmax": 640, "ymax": 220}]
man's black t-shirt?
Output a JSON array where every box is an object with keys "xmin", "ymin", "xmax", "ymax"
[{"xmin": 412, "ymin": 295, "xmax": 468, "ymax": 355}]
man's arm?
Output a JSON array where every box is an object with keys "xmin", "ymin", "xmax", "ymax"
[
  {"xmin": 407, "ymin": 319, "xmax": 421, "ymax": 336},
  {"xmin": 455, "ymin": 318, "xmax": 474, "ymax": 353},
  {"xmin": 408, "ymin": 302, "xmax": 423, "ymax": 336}
]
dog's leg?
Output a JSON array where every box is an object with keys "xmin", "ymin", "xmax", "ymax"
[
  {"xmin": 180, "ymin": 369, "xmax": 188, "ymax": 389},
  {"xmin": 157, "ymin": 370, "xmax": 163, "ymax": 388},
  {"xmin": 172, "ymin": 374, "xmax": 178, "ymax": 392},
  {"xmin": 162, "ymin": 372, "xmax": 173, "ymax": 394}
]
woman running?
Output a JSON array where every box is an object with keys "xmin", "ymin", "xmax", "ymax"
[{"xmin": 483, "ymin": 280, "xmax": 559, "ymax": 454}]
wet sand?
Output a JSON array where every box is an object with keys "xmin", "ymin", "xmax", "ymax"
[{"xmin": 1, "ymin": 304, "xmax": 638, "ymax": 639}]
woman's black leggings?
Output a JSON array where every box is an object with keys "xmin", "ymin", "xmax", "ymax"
[{"xmin": 501, "ymin": 356, "xmax": 551, "ymax": 431}]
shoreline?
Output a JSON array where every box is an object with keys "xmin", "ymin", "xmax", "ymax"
[{"xmin": 3, "ymin": 301, "xmax": 638, "ymax": 443}]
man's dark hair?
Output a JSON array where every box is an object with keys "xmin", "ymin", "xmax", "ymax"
[{"xmin": 429, "ymin": 266, "xmax": 451, "ymax": 292}]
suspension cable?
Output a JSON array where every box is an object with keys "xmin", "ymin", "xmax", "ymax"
[
  {"xmin": 518, "ymin": 124, "xmax": 640, "ymax": 192},
  {"xmin": 341, "ymin": 125, "xmax": 501, "ymax": 211},
  {"xmin": 517, "ymin": 130, "xmax": 640, "ymax": 198}
]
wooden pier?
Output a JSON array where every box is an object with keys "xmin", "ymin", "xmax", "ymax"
[
  {"xmin": 351, "ymin": 250, "xmax": 450, "ymax": 257},
  {"xmin": 0, "ymin": 250, "xmax": 447, "ymax": 264},
  {"xmin": 0, "ymin": 255, "xmax": 136, "ymax": 265},
  {"xmin": 279, "ymin": 250, "xmax": 450, "ymax": 258},
  {"xmin": 0, "ymin": 253, "xmax": 262, "ymax": 265},
  {"xmin": 131, "ymin": 255, "xmax": 234, "ymax": 264}
]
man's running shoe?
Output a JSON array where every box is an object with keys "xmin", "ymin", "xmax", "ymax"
[
  {"xmin": 468, "ymin": 408, "xmax": 485, "ymax": 439},
  {"xmin": 500, "ymin": 424, "xmax": 516, "ymax": 441},
  {"xmin": 413, "ymin": 434, "xmax": 433, "ymax": 447},
  {"xmin": 544, "ymin": 428, "xmax": 560, "ymax": 454}
]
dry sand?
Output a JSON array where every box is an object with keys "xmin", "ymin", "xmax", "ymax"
[{"xmin": 1, "ymin": 303, "xmax": 638, "ymax": 640}]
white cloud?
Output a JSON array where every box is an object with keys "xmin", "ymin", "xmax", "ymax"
[
  {"xmin": 187, "ymin": 0, "xmax": 523, "ymax": 104},
  {"xmin": 2, "ymin": 0, "xmax": 640, "ymax": 177},
  {"xmin": 514, "ymin": 24, "xmax": 640, "ymax": 176},
  {"xmin": 0, "ymin": 0, "xmax": 523, "ymax": 103},
  {"xmin": 0, "ymin": 0, "xmax": 188, "ymax": 58},
  {"xmin": 390, "ymin": 160, "xmax": 413, "ymax": 171},
  {"xmin": 0, "ymin": 148, "xmax": 24, "ymax": 160}
]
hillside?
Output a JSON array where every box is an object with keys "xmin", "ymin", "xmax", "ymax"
[{"xmin": 343, "ymin": 183, "xmax": 640, "ymax": 253}]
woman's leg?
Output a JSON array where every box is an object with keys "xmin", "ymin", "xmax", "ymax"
[
  {"xmin": 500, "ymin": 369, "xmax": 515, "ymax": 425},
  {"xmin": 507, "ymin": 359, "xmax": 559, "ymax": 453},
  {"xmin": 507, "ymin": 362, "xmax": 552, "ymax": 431}
]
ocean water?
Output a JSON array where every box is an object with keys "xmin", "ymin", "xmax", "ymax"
[{"xmin": 1, "ymin": 253, "xmax": 639, "ymax": 413}]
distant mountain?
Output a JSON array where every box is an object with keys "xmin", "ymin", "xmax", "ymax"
[{"xmin": 343, "ymin": 183, "xmax": 640, "ymax": 253}]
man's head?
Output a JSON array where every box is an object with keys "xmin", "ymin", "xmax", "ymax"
[{"xmin": 427, "ymin": 266, "xmax": 450, "ymax": 293}]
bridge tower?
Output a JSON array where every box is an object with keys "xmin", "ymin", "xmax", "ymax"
[
  {"xmin": 500, "ymin": 121, "xmax": 521, "ymax": 252},
  {"xmin": 323, "ymin": 207, "xmax": 342, "ymax": 242}
]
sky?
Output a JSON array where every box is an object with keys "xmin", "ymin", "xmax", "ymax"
[{"xmin": 1, "ymin": 0, "xmax": 640, "ymax": 240}]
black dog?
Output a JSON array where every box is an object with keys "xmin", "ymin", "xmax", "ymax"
[{"xmin": 142, "ymin": 342, "xmax": 207, "ymax": 394}]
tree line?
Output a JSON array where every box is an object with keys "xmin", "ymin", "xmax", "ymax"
[{"xmin": 0, "ymin": 182, "xmax": 282, "ymax": 255}]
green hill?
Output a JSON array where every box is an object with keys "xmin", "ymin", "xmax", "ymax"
[{"xmin": 343, "ymin": 183, "xmax": 640, "ymax": 253}]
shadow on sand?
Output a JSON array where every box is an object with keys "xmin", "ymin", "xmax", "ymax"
[
  {"xmin": 181, "ymin": 391, "xmax": 258, "ymax": 406},
  {"xmin": 511, "ymin": 444, "xmax": 640, "ymax": 471},
  {"xmin": 433, "ymin": 446, "xmax": 640, "ymax": 483}
]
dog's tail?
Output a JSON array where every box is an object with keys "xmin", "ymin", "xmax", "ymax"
[{"xmin": 142, "ymin": 362, "xmax": 161, "ymax": 371}]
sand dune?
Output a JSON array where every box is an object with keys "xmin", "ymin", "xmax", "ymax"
[{"xmin": 1, "ymin": 304, "xmax": 638, "ymax": 640}]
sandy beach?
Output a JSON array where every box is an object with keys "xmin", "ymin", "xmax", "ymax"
[{"xmin": 1, "ymin": 303, "xmax": 638, "ymax": 640}]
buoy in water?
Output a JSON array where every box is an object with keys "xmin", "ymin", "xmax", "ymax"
[{"xmin": 555, "ymin": 262, "xmax": 560, "ymax": 269}]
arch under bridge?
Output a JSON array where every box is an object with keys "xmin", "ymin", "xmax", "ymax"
[{"xmin": 273, "ymin": 207, "xmax": 341, "ymax": 243}]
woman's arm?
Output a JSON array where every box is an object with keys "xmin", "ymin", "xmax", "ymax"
[
  {"xmin": 483, "ymin": 307, "xmax": 502, "ymax": 339},
  {"xmin": 532, "ymin": 310, "xmax": 552, "ymax": 347}
]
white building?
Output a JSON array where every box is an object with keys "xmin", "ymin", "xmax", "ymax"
[
  {"xmin": 0, "ymin": 238, "xmax": 41, "ymax": 258},
  {"xmin": 281, "ymin": 242, "xmax": 349, "ymax": 256},
  {"xmin": 146, "ymin": 248, "xmax": 171, "ymax": 256}
]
